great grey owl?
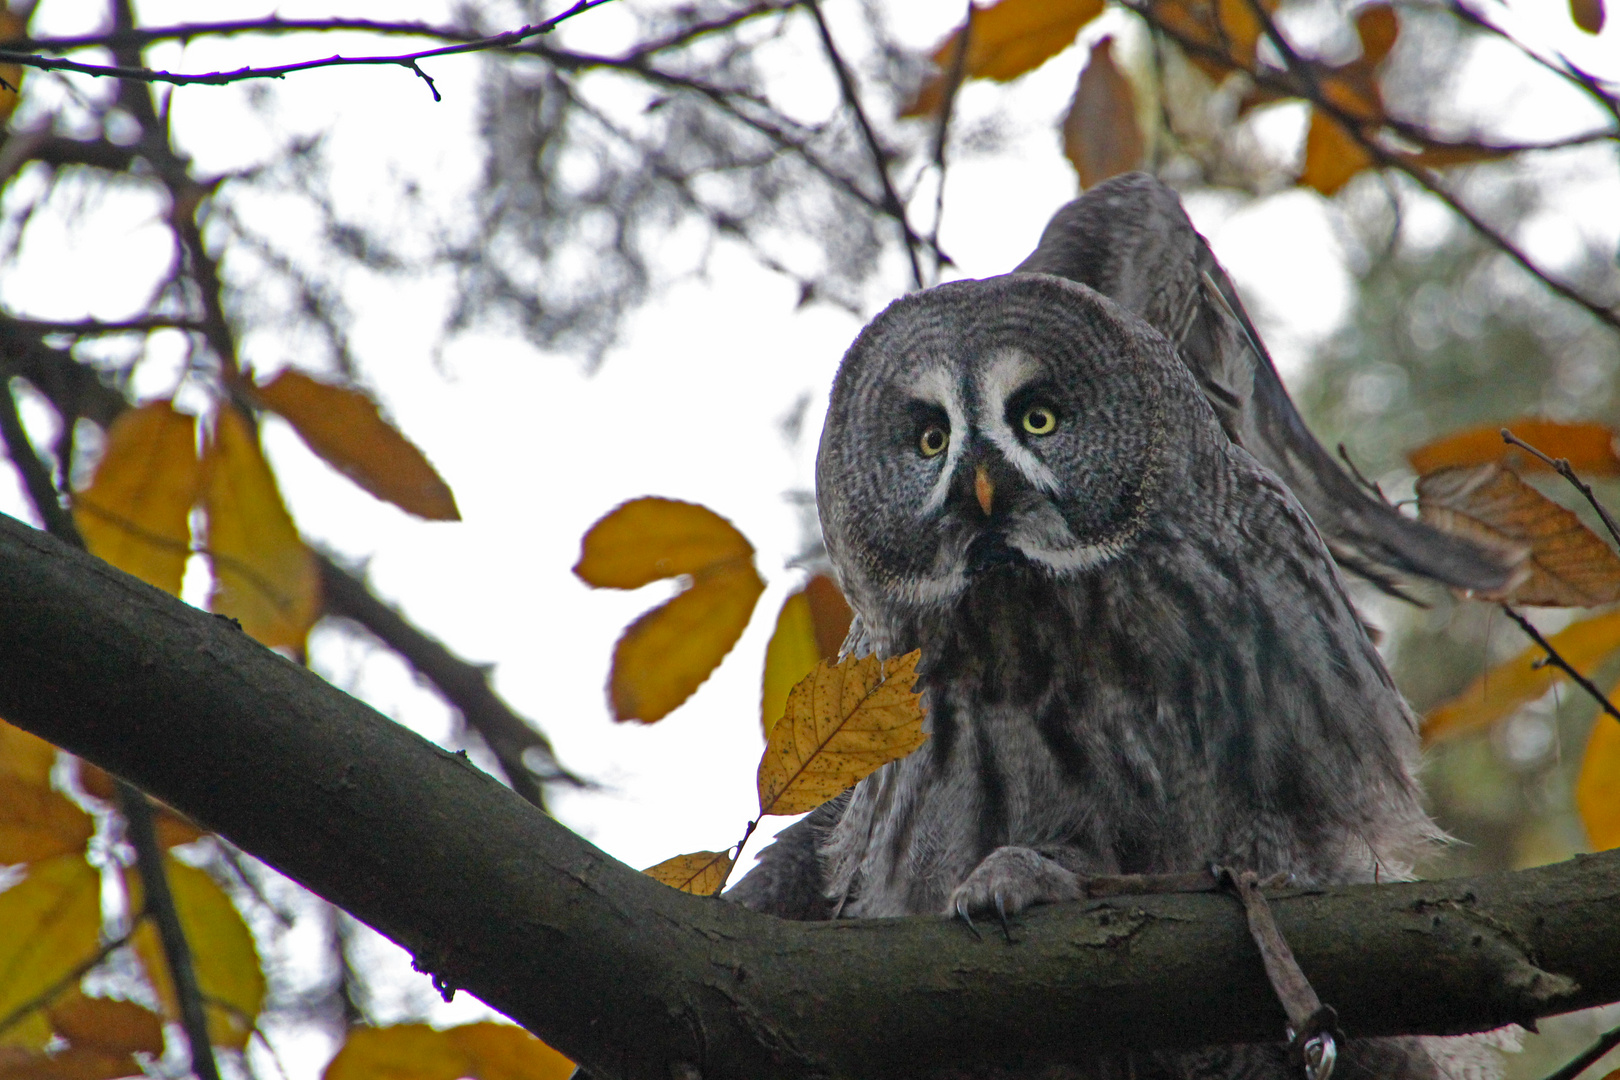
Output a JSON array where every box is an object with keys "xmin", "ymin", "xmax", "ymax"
[{"xmin": 727, "ymin": 174, "xmax": 1507, "ymax": 1080}]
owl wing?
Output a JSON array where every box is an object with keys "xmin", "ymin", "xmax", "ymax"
[
  {"xmin": 723, "ymin": 798, "xmax": 842, "ymax": 920},
  {"xmin": 1015, "ymin": 172, "xmax": 1515, "ymax": 595}
]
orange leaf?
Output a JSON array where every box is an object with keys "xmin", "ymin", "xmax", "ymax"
[
  {"xmin": 73, "ymin": 402, "xmax": 200, "ymax": 596},
  {"xmin": 201, "ymin": 407, "xmax": 320, "ymax": 650},
  {"xmin": 127, "ymin": 858, "xmax": 265, "ymax": 1050},
  {"xmin": 902, "ymin": 0, "xmax": 1104, "ymax": 116},
  {"xmin": 760, "ymin": 575, "xmax": 853, "ymax": 736},
  {"xmin": 0, "ymin": 11, "xmax": 24, "ymax": 124},
  {"xmin": 1409, "ymin": 421, "xmax": 1620, "ymax": 477},
  {"xmin": 0, "ymin": 855, "xmax": 103, "ymax": 1053},
  {"xmin": 1578, "ymin": 708, "xmax": 1620, "ymax": 850},
  {"xmin": 1405, "ymin": 141, "xmax": 1515, "ymax": 170},
  {"xmin": 1143, "ymin": 0, "xmax": 1278, "ymax": 79},
  {"xmin": 1571, "ymin": 0, "xmax": 1605, "ymax": 32},
  {"xmin": 1354, "ymin": 4, "xmax": 1399, "ymax": 64},
  {"xmin": 324, "ymin": 1023, "xmax": 572, "ymax": 1080},
  {"xmin": 609, "ymin": 561, "xmax": 765, "ymax": 723},
  {"xmin": 758, "ymin": 651, "xmax": 927, "ymax": 817},
  {"xmin": 0, "ymin": 1045, "xmax": 152, "ymax": 1080},
  {"xmin": 0, "ymin": 720, "xmax": 92, "ymax": 865},
  {"xmin": 1062, "ymin": 37, "xmax": 1146, "ymax": 190},
  {"xmin": 1423, "ymin": 610, "xmax": 1620, "ymax": 743},
  {"xmin": 1417, "ymin": 463, "xmax": 1620, "ymax": 606},
  {"xmin": 251, "ymin": 370, "xmax": 459, "ymax": 521},
  {"xmin": 643, "ymin": 850, "xmax": 735, "ymax": 896},
  {"xmin": 47, "ymin": 993, "xmax": 165, "ymax": 1056},
  {"xmin": 575, "ymin": 497, "xmax": 756, "ymax": 589},
  {"xmin": 1301, "ymin": 109, "xmax": 1374, "ymax": 196}
]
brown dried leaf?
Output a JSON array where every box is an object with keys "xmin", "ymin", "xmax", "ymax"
[
  {"xmin": 251, "ymin": 370, "xmax": 459, "ymax": 521},
  {"xmin": 46, "ymin": 994, "xmax": 164, "ymax": 1056},
  {"xmin": 1571, "ymin": 0, "xmax": 1605, "ymax": 32},
  {"xmin": 1354, "ymin": 4, "xmax": 1399, "ymax": 64},
  {"xmin": 1417, "ymin": 463, "xmax": 1620, "ymax": 606},
  {"xmin": 73, "ymin": 402, "xmax": 200, "ymax": 596},
  {"xmin": 1063, "ymin": 37, "xmax": 1146, "ymax": 190},
  {"xmin": 758, "ymin": 651, "xmax": 927, "ymax": 817},
  {"xmin": 201, "ymin": 407, "xmax": 320, "ymax": 650},
  {"xmin": 760, "ymin": 575, "xmax": 853, "ymax": 736},
  {"xmin": 1578, "ymin": 705, "xmax": 1620, "ymax": 851},
  {"xmin": 642, "ymin": 850, "xmax": 735, "ymax": 896},
  {"xmin": 1423, "ymin": 609, "xmax": 1620, "ymax": 743},
  {"xmin": 902, "ymin": 0, "xmax": 1104, "ymax": 116},
  {"xmin": 127, "ymin": 858, "xmax": 265, "ymax": 1050},
  {"xmin": 1409, "ymin": 420, "xmax": 1620, "ymax": 477}
]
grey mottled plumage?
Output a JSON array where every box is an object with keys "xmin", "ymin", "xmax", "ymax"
[{"xmin": 729, "ymin": 176, "xmax": 1505, "ymax": 1079}]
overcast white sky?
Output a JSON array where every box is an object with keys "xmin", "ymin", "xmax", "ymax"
[{"xmin": 2, "ymin": 0, "xmax": 1617, "ymax": 1069}]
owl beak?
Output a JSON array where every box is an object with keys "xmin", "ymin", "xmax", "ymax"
[{"xmin": 974, "ymin": 465, "xmax": 995, "ymax": 517}]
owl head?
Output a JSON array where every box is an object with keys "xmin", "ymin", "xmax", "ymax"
[{"xmin": 816, "ymin": 273, "xmax": 1217, "ymax": 620}]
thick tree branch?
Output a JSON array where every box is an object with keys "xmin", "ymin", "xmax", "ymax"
[{"xmin": 2, "ymin": 512, "xmax": 1619, "ymax": 1080}]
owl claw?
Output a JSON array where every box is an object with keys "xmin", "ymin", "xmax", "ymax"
[
  {"xmin": 954, "ymin": 897, "xmax": 983, "ymax": 940},
  {"xmin": 994, "ymin": 894, "xmax": 1013, "ymax": 943}
]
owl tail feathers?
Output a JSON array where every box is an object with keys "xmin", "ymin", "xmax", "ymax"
[{"xmin": 1015, "ymin": 171, "xmax": 1518, "ymax": 598}]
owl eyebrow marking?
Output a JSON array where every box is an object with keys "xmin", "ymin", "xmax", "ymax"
[
  {"xmin": 909, "ymin": 367, "xmax": 969, "ymax": 515},
  {"xmin": 977, "ymin": 350, "xmax": 1061, "ymax": 495}
]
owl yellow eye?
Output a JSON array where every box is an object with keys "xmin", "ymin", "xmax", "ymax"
[
  {"xmin": 1022, "ymin": 405, "xmax": 1057, "ymax": 436},
  {"xmin": 918, "ymin": 425, "xmax": 949, "ymax": 458}
]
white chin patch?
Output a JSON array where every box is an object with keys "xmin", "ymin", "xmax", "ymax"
[{"xmin": 1007, "ymin": 508, "xmax": 1126, "ymax": 574}]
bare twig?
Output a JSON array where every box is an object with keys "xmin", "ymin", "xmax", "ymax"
[
  {"xmin": 1539, "ymin": 1021, "xmax": 1620, "ymax": 1080},
  {"xmin": 0, "ymin": 0, "xmax": 616, "ymax": 93},
  {"xmin": 1500, "ymin": 604, "xmax": 1620, "ymax": 726},
  {"xmin": 9, "ymin": 315, "xmax": 205, "ymax": 336},
  {"xmin": 926, "ymin": 2, "xmax": 973, "ymax": 281},
  {"xmin": 1501, "ymin": 428, "xmax": 1620, "ymax": 552},
  {"xmin": 1443, "ymin": 1, "xmax": 1620, "ymax": 129},
  {"xmin": 801, "ymin": 0, "xmax": 923, "ymax": 288}
]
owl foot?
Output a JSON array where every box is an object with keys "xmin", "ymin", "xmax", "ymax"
[{"xmin": 948, "ymin": 846, "xmax": 1084, "ymax": 942}]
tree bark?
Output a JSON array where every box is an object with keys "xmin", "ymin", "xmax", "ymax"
[{"xmin": 1, "ymin": 510, "xmax": 1618, "ymax": 1080}]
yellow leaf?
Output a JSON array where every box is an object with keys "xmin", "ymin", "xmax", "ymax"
[
  {"xmin": 0, "ymin": 855, "xmax": 104, "ymax": 1051},
  {"xmin": 761, "ymin": 576, "xmax": 853, "ymax": 736},
  {"xmin": 201, "ymin": 407, "xmax": 320, "ymax": 650},
  {"xmin": 1578, "ymin": 710, "xmax": 1620, "ymax": 850},
  {"xmin": 1, "ymin": 719, "xmax": 59, "ymax": 789},
  {"xmin": 1354, "ymin": 4, "xmax": 1399, "ymax": 65},
  {"xmin": 1571, "ymin": 0, "xmax": 1605, "ymax": 33},
  {"xmin": 0, "ymin": 745, "xmax": 93, "ymax": 864},
  {"xmin": 126, "ymin": 858, "xmax": 265, "ymax": 1050},
  {"xmin": 1417, "ymin": 463, "xmax": 1620, "ymax": 607},
  {"xmin": 574, "ymin": 497, "xmax": 755, "ymax": 589},
  {"xmin": 73, "ymin": 402, "xmax": 200, "ymax": 596},
  {"xmin": 47, "ymin": 993, "xmax": 165, "ymax": 1056},
  {"xmin": 1301, "ymin": 109, "xmax": 1374, "ymax": 196},
  {"xmin": 1424, "ymin": 610, "xmax": 1620, "ymax": 743},
  {"xmin": 1142, "ymin": 0, "xmax": 1278, "ymax": 79},
  {"xmin": 324, "ymin": 1023, "xmax": 572, "ymax": 1080},
  {"xmin": 609, "ymin": 561, "xmax": 765, "ymax": 723},
  {"xmin": 903, "ymin": 0, "xmax": 1104, "ymax": 116},
  {"xmin": 1062, "ymin": 37, "xmax": 1145, "ymax": 190},
  {"xmin": 0, "ymin": 11, "xmax": 24, "ymax": 124},
  {"xmin": 1409, "ymin": 420, "xmax": 1620, "ymax": 477},
  {"xmin": 642, "ymin": 850, "xmax": 735, "ymax": 896},
  {"xmin": 251, "ymin": 370, "xmax": 459, "ymax": 522},
  {"xmin": 758, "ymin": 651, "xmax": 928, "ymax": 817}
]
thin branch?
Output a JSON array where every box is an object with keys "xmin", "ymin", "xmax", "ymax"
[
  {"xmin": 9, "ymin": 315, "xmax": 205, "ymax": 336},
  {"xmin": 0, "ymin": 0, "xmax": 616, "ymax": 92},
  {"xmin": 926, "ymin": 1, "xmax": 973, "ymax": 281},
  {"xmin": 1540, "ymin": 1021, "xmax": 1620, "ymax": 1080},
  {"xmin": 1442, "ymin": 0, "xmax": 1620, "ymax": 129},
  {"xmin": 0, "ymin": 375, "xmax": 79, "ymax": 542},
  {"xmin": 1501, "ymin": 428, "xmax": 1620, "ymax": 551},
  {"xmin": 801, "ymin": 0, "xmax": 923, "ymax": 288},
  {"xmin": 1500, "ymin": 604, "xmax": 1620, "ymax": 726}
]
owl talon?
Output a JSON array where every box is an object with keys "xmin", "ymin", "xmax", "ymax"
[
  {"xmin": 994, "ymin": 894, "xmax": 1013, "ymax": 943},
  {"xmin": 955, "ymin": 897, "xmax": 982, "ymax": 940}
]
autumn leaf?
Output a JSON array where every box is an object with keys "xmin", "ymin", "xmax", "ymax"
[
  {"xmin": 1062, "ymin": 37, "xmax": 1146, "ymax": 190},
  {"xmin": 761, "ymin": 575, "xmax": 853, "ymax": 736},
  {"xmin": 1571, "ymin": 0, "xmax": 1605, "ymax": 33},
  {"xmin": 643, "ymin": 850, "xmax": 735, "ymax": 896},
  {"xmin": 127, "ymin": 857, "xmax": 265, "ymax": 1050},
  {"xmin": 0, "ymin": 11, "xmax": 24, "ymax": 123},
  {"xmin": 1417, "ymin": 463, "xmax": 1620, "ymax": 607},
  {"xmin": 1301, "ymin": 110, "xmax": 1374, "ymax": 197},
  {"xmin": 3, "ymin": 991, "xmax": 168, "ymax": 1080},
  {"xmin": 73, "ymin": 401, "xmax": 201, "ymax": 596},
  {"xmin": 324, "ymin": 1023, "xmax": 573, "ymax": 1080},
  {"xmin": 0, "ymin": 721, "xmax": 93, "ymax": 864},
  {"xmin": 903, "ymin": 0, "xmax": 1104, "ymax": 117},
  {"xmin": 1578, "ymin": 706, "xmax": 1620, "ymax": 850},
  {"xmin": 1354, "ymin": 4, "xmax": 1399, "ymax": 64},
  {"xmin": 1144, "ymin": 0, "xmax": 1279, "ymax": 80},
  {"xmin": 0, "ymin": 855, "xmax": 104, "ymax": 1052},
  {"xmin": 1408, "ymin": 420, "xmax": 1620, "ymax": 477},
  {"xmin": 758, "ymin": 650, "xmax": 927, "ymax": 817},
  {"xmin": 251, "ymin": 369, "xmax": 460, "ymax": 521},
  {"xmin": 201, "ymin": 406, "xmax": 320, "ymax": 650},
  {"xmin": 577, "ymin": 498, "xmax": 766, "ymax": 723},
  {"xmin": 1423, "ymin": 609, "xmax": 1620, "ymax": 743}
]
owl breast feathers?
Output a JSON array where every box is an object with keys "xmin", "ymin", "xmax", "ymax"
[{"xmin": 723, "ymin": 175, "xmax": 1507, "ymax": 1080}]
